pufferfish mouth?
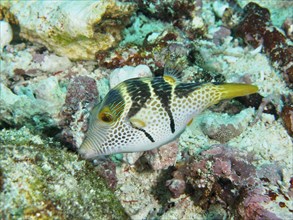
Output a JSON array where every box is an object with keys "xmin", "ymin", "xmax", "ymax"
[
  {"xmin": 78, "ymin": 139, "xmax": 97, "ymax": 159},
  {"xmin": 79, "ymin": 128, "xmax": 108, "ymax": 159}
]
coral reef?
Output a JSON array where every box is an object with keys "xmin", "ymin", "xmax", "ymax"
[
  {"xmin": 0, "ymin": 42, "xmax": 106, "ymax": 133},
  {"xmin": 237, "ymin": 0, "xmax": 293, "ymax": 27},
  {"xmin": 0, "ymin": 0, "xmax": 292, "ymax": 219},
  {"xmin": 0, "ymin": 127, "xmax": 128, "ymax": 219},
  {"xmin": 0, "ymin": 43, "xmax": 74, "ymax": 129},
  {"xmin": 96, "ymin": 28, "xmax": 189, "ymax": 72},
  {"xmin": 0, "ymin": 0, "xmax": 136, "ymax": 60}
]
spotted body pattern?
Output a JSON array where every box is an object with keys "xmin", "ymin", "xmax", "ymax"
[{"xmin": 79, "ymin": 74, "xmax": 258, "ymax": 159}]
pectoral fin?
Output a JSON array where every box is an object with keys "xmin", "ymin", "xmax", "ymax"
[
  {"xmin": 187, "ymin": 118, "xmax": 193, "ymax": 126},
  {"xmin": 129, "ymin": 117, "xmax": 146, "ymax": 128}
]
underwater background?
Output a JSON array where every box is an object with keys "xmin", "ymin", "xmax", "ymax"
[{"xmin": 0, "ymin": 0, "xmax": 292, "ymax": 219}]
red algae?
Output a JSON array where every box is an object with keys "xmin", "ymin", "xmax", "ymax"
[
  {"xmin": 281, "ymin": 106, "xmax": 293, "ymax": 137},
  {"xmin": 234, "ymin": 2, "xmax": 293, "ymax": 85}
]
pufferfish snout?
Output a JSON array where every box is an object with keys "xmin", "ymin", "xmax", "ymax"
[{"xmin": 79, "ymin": 69, "xmax": 258, "ymax": 159}]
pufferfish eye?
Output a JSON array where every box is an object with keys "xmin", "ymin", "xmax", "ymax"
[{"xmin": 98, "ymin": 111, "xmax": 113, "ymax": 123}]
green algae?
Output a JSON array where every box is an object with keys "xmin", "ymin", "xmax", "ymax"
[{"xmin": 0, "ymin": 127, "xmax": 129, "ymax": 219}]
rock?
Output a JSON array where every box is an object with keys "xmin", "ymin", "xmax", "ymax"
[
  {"xmin": 213, "ymin": 26, "xmax": 231, "ymax": 46},
  {"xmin": 109, "ymin": 65, "xmax": 152, "ymax": 88},
  {"xmin": 144, "ymin": 140, "xmax": 179, "ymax": 170},
  {"xmin": 282, "ymin": 17, "xmax": 293, "ymax": 40},
  {"xmin": 0, "ymin": 0, "xmax": 136, "ymax": 60},
  {"xmin": 122, "ymin": 141, "xmax": 179, "ymax": 169},
  {"xmin": 0, "ymin": 76, "xmax": 65, "ymax": 129},
  {"xmin": 33, "ymin": 76, "xmax": 65, "ymax": 104},
  {"xmin": 123, "ymin": 152, "xmax": 144, "ymax": 165},
  {"xmin": 200, "ymin": 108, "xmax": 255, "ymax": 143},
  {"xmin": 0, "ymin": 20, "xmax": 13, "ymax": 51},
  {"xmin": 166, "ymin": 171, "xmax": 186, "ymax": 198},
  {"xmin": 0, "ymin": 127, "xmax": 128, "ymax": 219},
  {"xmin": 40, "ymin": 54, "xmax": 72, "ymax": 73},
  {"xmin": 212, "ymin": 1, "xmax": 229, "ymax": 18}
]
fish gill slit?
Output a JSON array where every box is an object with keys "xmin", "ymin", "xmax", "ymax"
[{"xmin": 86, "ymin": 135, "xmax": 102, "ymax": 155}]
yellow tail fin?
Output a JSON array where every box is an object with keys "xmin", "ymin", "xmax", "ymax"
[{"xmin": 217, "ymin": 83, "xmax": 258, "ymax": 100}]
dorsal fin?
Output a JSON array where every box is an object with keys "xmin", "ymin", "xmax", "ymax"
[{"xmin": 163, "ymin": 55, "xmax": 187, "ymax": 81}]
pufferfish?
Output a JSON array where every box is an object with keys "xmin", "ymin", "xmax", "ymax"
[{"xmin": 79, "ymin": 66, "xmax": 258, "ymax": 159}]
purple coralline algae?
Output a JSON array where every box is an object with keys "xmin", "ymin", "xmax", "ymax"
[
  {"xmin": 60, "ymin": 76, "xmax": 99, "ymax": 149},
  {"xmin": 165, "ymin": 145, "xmax": 292, "ymax": 219}
]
